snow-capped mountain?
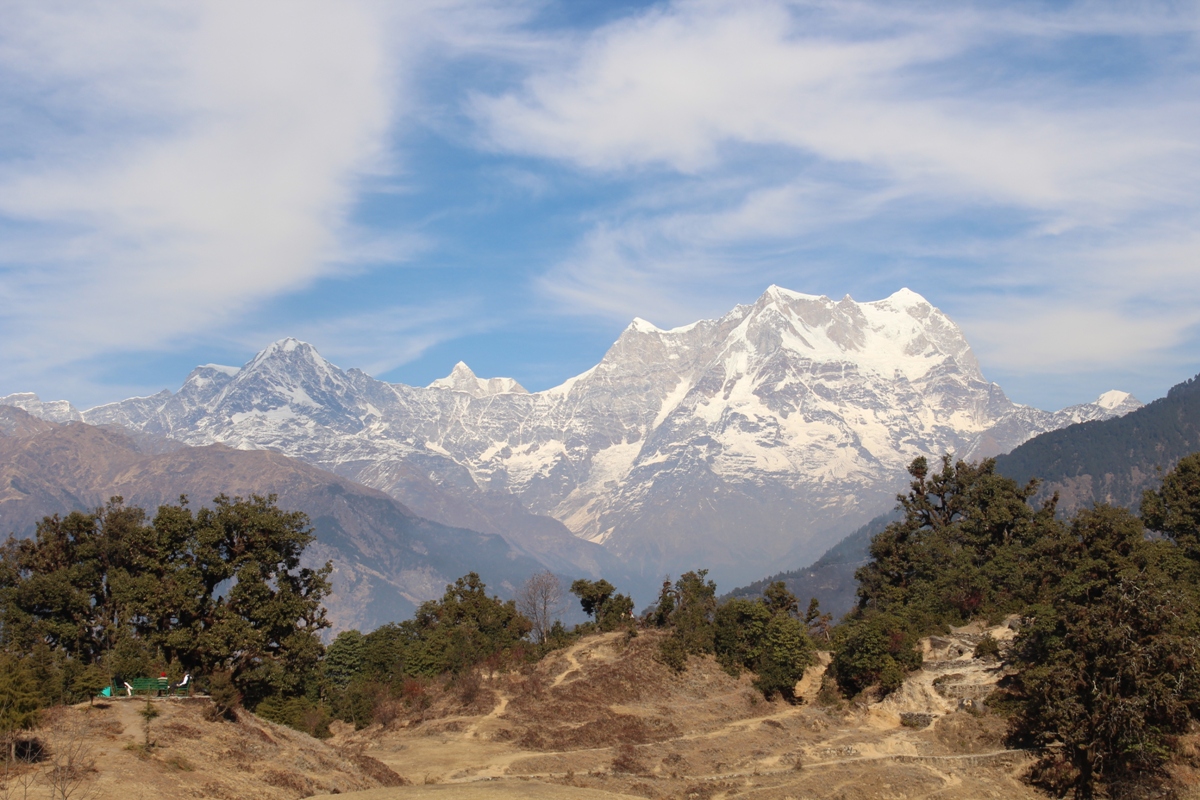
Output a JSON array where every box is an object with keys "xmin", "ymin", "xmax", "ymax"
[{"xmin": 6, "ymin": 287, "xmax": 1141, "ymax": 596}]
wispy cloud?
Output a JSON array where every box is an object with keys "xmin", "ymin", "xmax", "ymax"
[
  {"xmin": 0, "ymin": 0, "xmax": 536, "ymax": 399},
  {"xmin": 475, "ymin": 0, "xmax": 1200, "ymax": 380},
  {"xmin": 0, "ymin": 2, "xmax": 396, "ymax": 373},
  {"xmin": 2, "ymin": 0, "xmax": 1198, "ymax": 410}
]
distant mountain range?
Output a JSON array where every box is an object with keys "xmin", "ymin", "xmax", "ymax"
[
  {"xmin": 2, "ymin": 286, "xmax": 1141, "ymax": 605},
  {"xmin": 0, "ymin": 405, "xmax": 623, "ymax": 632}
]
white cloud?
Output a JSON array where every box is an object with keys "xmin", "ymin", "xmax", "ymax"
[
  {"xmin": 476, "ymin": 1, "xmax": 1199, "ymax": 216},
  {"xmin": 0, "ymin": 2, "xmax": 401, "ymax": 370},
  {"xmin": 477, "ymin": 0, "xmax": 1200, "ymax": 381},
  {"xmin": 0, "ymin": 0, "xmax": 541, "ymax": 395}
]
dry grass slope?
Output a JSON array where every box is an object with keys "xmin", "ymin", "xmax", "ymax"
[
  {"xmin": 2, "ymin": 698, "xmax": 406, "ymax": 800},
  {"xmin": 313, "ymin": 628, "xmax": 1064, "ymax": 800}
]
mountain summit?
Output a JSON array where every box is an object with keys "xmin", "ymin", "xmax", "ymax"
[
  {"xmin": 428, "ymin": 362, "xmax": 528, "ymax": 397},
  {"xmin": 9, "ymin": 287, "xmax": 1140, "ymax": 595}
]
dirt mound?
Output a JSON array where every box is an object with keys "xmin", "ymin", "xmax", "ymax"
[{"xmin": 2, "ymin": 698, "xmax": 407, "ymax": 800}]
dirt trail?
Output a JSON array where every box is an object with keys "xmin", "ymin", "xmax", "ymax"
[
  {"xmin": 466, "ymin": 684, "xmax": 510, "ymax": 739},
  {"xmin": 549, "ymin": 631, "xmax": 621, "ymax": 688}
]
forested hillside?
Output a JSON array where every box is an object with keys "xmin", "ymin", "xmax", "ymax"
[{"xmin": 996, "ymin": 371, "xmax": 1200, "ymax": 511}]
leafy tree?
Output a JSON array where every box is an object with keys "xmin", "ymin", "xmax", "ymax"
[
  {"xmin": 836, "ymin": 455, "xmax": 1058, "ymax": 697},
  {"xmin": 1006, "ymin": 578, "xmax": 1200, "ymax": 797},
  {"xmin": 323, "ymin": 630, "xmax": 365, "ymax": 690},
  {"xmin": 656, "ymin": 571, "xmax": 717, "ymax": 670},
  {"xmin": 763, "ymin": 581, "xmax": 798, "ymax": 617},
  {"xmin": 596, "ymin": 592, "xmax": 634, "ymax": 631},
  {"xmin": 804, "ymin": 597, "xmax": 833, "ymax": 643},
  {"xmin": 1000, "ymin": 503, "xmax": 1200, "ymax": 798},
  {"xmin": 0, "ymin": 654, "xmax": 39, "ymax": 760},
  {"xmin": 570, "ymin": 579, "xmax": 615, "ymax": 620},
  {"xmin": 1142, "ymin": 451, "xmax": 1200, "ymax": 560},
  {"xmin": 0, "ymin": 495, "xmax": 332, "ymax": 708},
  {"xmin": 713, "ymin": 598, "xmax": 771, "ymax": 675},
  {"xmin": 569, "ymin": 578, "xmax": 633, "ymax": 632},
  {"xmin": 829, "ymin": 612, "xmax": 921, "ymax": 697},
  {"xmin": 404, "ymin": 573, "xmax": 531, "ymax": 676},
  {"xmin": 753, "ymin": 613, "xmax": 813, "ymax": 701},
  {"xmin": 713, "ymin": 585, "xmax": 814, "ymax": 700}
]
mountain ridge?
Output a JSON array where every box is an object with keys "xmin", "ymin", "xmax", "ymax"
[
  {"xmin": 0, "ymin": 405, "xmax": 621, "ymax": 631},
  {"xmin": 2, "ymin": 286, "xmax": 1142, "ymax": 598}
]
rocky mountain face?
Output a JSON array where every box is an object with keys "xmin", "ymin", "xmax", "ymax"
[
  {"xmin": 0, "ymin": 406, "xmax": 597, "ymax": 632},
  {"xmin": 5, "ymin": 286, "xmax": 1140, "ymax": 600}
]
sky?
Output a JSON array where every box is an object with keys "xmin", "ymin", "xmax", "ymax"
[{"xmin": 0, "ymin": 0, "xmax": 1198, "ymax": 412}]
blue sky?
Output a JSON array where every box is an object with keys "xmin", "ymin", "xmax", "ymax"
[{"xmin": 1, "ymin": 0, "xmax": 1199, "ymax": 411}]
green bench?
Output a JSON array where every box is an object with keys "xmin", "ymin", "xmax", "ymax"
[{"xmin": 101, "ymin": 677, "xmax": 190, "ymax": 697}]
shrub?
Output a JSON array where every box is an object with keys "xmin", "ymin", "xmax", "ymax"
[
  {"xmin": 830, "ymin": 613, "xmax": 920, "ymax": 698},
  {"xmin": 973, "ymin": 634, "xmax": 1000, "ymax": 661}
]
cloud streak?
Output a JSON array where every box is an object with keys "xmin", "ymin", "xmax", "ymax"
[{"xmin": 473, "ymin": 0, "xmax": 1200, "ymax": 384}]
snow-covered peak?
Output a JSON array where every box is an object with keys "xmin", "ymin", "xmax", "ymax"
[
  {"xmin": 429, "ymin": 362, "xmax": 528, "ymax": 397},
  {"xmin": 1056, "ymin": 390, "xmax": 1142, "ymax": 425},
  {"xmin": 761, "ymin": 284, "xmax": 825, "ymax": 303},
  {"xmin": 871, "ymin": 287, "xmax": 930, "ymax": 310},
  {"xmin": 202, "ymin": 364, "xmax": 239, "ymax": 377},
  {"xmin": 731, "ymin": 286, "xmax": 978, "ymax": 382},
  {"xmin": 247, "ymin": 338, "xmax": 326, "ymax": 368},
  {"xmin": 627, "ymin": 317, "xmax": 663, "ymax": 334},
  {"xmin": 0, "ymin": 392, "xmax": 83, "ymax": 423},
  {"xmin": 1096, "ymin": 389, "xmax": 1137, "ymax": 411}
]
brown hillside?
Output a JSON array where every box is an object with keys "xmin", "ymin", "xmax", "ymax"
[
  {"xmin": 2, "ymin": 698, "xmax": 407, "ymax": 800},
  {"xmin": 314, "ymin": 628, "xmax": 1055, "ymax": 800}
]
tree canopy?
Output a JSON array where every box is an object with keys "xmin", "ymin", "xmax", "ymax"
[{"xmin": 0, "ymin": 494, "xmax": 331, "ymax": 707}]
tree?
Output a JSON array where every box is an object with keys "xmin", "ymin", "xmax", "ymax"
[
  {"xmin": 753, "ymin": 614, "xmax": 813, "ymax": 701},
  {"xmin": 656, "ymin": 571, "xmax": 717, "ymax": 670},
  {"xmin": 829, "ymin": 612, "xmax": 922, "ymax": 698},
  {"xmin": 714, "ymin": 598, "xmax": 771, "ymax": 676},
  {"xmin": 404, "ymin": 573, "xmax": 532, "ymax": 676},
  {"xmin": 1000, "ymin": 504, "xmax": 1200, "ymax": 798},
  {"xmin": 714, "ymin": 589, "xmax": 815, "ymax": 700},
  {"xmin": 1006, "ymin": 577, "xmax": 1200, "ymax": 798},
  {"xmin": 0, "ymin": 495, "xmax": 332, "ymax": 709},
  {"xmin": 323, "ymin": 630, "xmax": 365, "ymax": 690},
  {"xmin": 804, "ymin": 598, "xmax": 833, "ymax": 643},
  {"xmin": 1142, "ymin": 451, "xmax": 1200, "ymax": 559},
  {"xmin": 569, "ymin": 578, "xmax": 633, "ymax": 632},
  {"xmin": 515, "ymin": 571, "xmax": 564, "ymax": 645},
  {"xmin": 570, "ymin": 579, "xmax": 615, "ymax": 620},
  {"xmin": 763, "ymin": 581, "xmax": 798, "ymax": 617},
  {"xmin": 0, "ymin": 655, "xmax": 39, "ymax": 762}
]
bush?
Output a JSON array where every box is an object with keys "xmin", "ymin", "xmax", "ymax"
[
  {"xmin": 204, "ymin": 670, "xmax": 241, "ymax": 722},
  {"xmin": 830, "ymin": 613, "xmax": 920, "ymax": 698},
  {"xmin": 973, "ymin": 634, "xmax": 1000, "ymax": 661},
  {"xmin": 751, "ymin": 615, "xmax": 814, "ymax": 702}
]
